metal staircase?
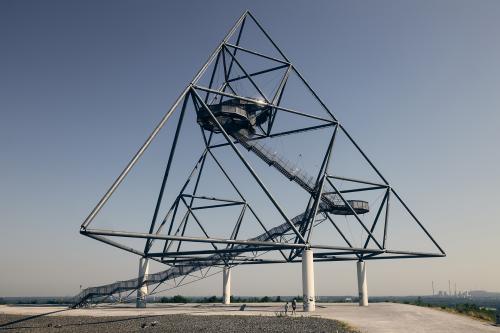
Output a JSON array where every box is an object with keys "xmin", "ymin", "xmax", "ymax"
[
  {"xmin": 234, "ymin": 133, "xmax": 368, "ymax": 215},
  {"xmin": 73, "ymin": 208, "xmax": 312, "ymax": 307},
  {"xmin": 72, "ymin": 132, "xmax": 367, "ymax": 307}
]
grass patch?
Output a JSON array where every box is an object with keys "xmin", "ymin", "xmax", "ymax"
[
  {"xmin": 392, "ymin": 299, "xmax": 497, "ymax": 324},
  {"xmin": 438, "ymin": 303, "xmax": 496, "ymax": 323}
]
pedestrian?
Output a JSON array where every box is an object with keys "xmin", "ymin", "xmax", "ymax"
[
  {"xmin": 291, "ymin": 298, "xmax": 297, "ymax": 315},
  {"xmin": 284, "ymin": 301, "xmax": 289, "ymax": 315}
]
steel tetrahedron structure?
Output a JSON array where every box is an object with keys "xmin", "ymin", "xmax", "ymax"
[{"xmin": 75, "ymin": 11, "xmax": 445, "ymax": 308}]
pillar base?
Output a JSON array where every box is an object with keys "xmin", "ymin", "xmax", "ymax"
[
  {"xmin": 357, "ymin": 260, "xmax": 368, "ymax": 306},
  {"xmin": 302, "ymin": 249, "xmax": 316, "ymax": 312},
  {"xmin": 136, "ymin": 258, "xmax": 149, "ymax": 308},
  {"xmin": 223, "ymin": 266, "xmax": 231, "ymax": 305}
]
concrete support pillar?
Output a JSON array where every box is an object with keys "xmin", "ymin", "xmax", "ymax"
[
  {"xmin": 136, "ymin": 257, "xmax": 149, "ymax": 308},
  {"xmin": 302, "ymin": 249, "xmax": 315, "ymax": 312},
  {"xmin": 357, "ymin": 260, "xmax": 368, "ymax": 306},
  {"xmin": 222, "ymin": 266, "xmax": 231, "ymax": 305}
]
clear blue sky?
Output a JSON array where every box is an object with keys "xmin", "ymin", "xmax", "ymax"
[{"xmin": 1, "ymin": 0, "xmax": 499, "ymax": 297}]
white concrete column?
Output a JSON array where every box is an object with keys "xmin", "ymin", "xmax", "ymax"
[
  {"xmin": 136, "ymin": 257, "xmax": 149, "ymax": 308},
  {"xmin": 222, "ymin": 266, "xmax": 231, "ymax": 305},
  {"xmin": 302, "ymin": 249, "xmax": 315, "ymax": 312},
  {"xmin": 357, "ymin": 260, "xmax": 368, "ymax": 306}
]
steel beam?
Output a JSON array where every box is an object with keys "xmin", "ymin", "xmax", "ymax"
[
  {"xmin": 81, "ymin": 11, "xmax": 249, "ymax": 230},
  {"xmin": 145, "ymin": 92, "xmax": 189, "ymax": 254},
  {"xmin": 224, "ymin": 43, "xmax": 291, "ymax": 65},
  {"xmin": 193, "ymin": 85, "xmax": 335, "ymax": 123},
  {"xmin": 191, "ymin": 88, "xmax": 306, "ymax": 243},
  {"xmin": 391, "ymin": 188, "xmax": 445, "ymax": 255}
]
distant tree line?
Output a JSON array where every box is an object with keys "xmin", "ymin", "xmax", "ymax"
[
  {"xmin": 0, "ymin": 298, "xmax": 69, "ymax": 305},
  {"xmin": 159, "ymin": 295, "xmax": 304, "ymax": 303}
]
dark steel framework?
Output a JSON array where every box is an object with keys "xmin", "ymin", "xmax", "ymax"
[{"xmin": 76, "ymin": 11, "xmax": 445, "ymax": 305}]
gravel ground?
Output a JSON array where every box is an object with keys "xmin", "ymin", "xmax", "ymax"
[{"xmin": 0, "ymin": 314, "xmax": 358, "ymax": 332}]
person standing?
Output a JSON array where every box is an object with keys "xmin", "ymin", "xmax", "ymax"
[
  {"xmin": 291, "ymin": 298, "xmax": 297, "ymax": 315},
  {"xmin": 284, "ymin": 301, "xmax": 289, "ymax": 315}
]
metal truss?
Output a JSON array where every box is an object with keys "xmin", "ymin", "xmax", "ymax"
[{"xmin": 75, "ymin": 11, "xmax": 445, "ymax": 305}]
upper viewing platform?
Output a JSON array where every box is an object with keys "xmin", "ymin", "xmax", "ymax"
[{"xmin": 196, "ymin": 98, "xmax": 271, "ymax": 134}]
